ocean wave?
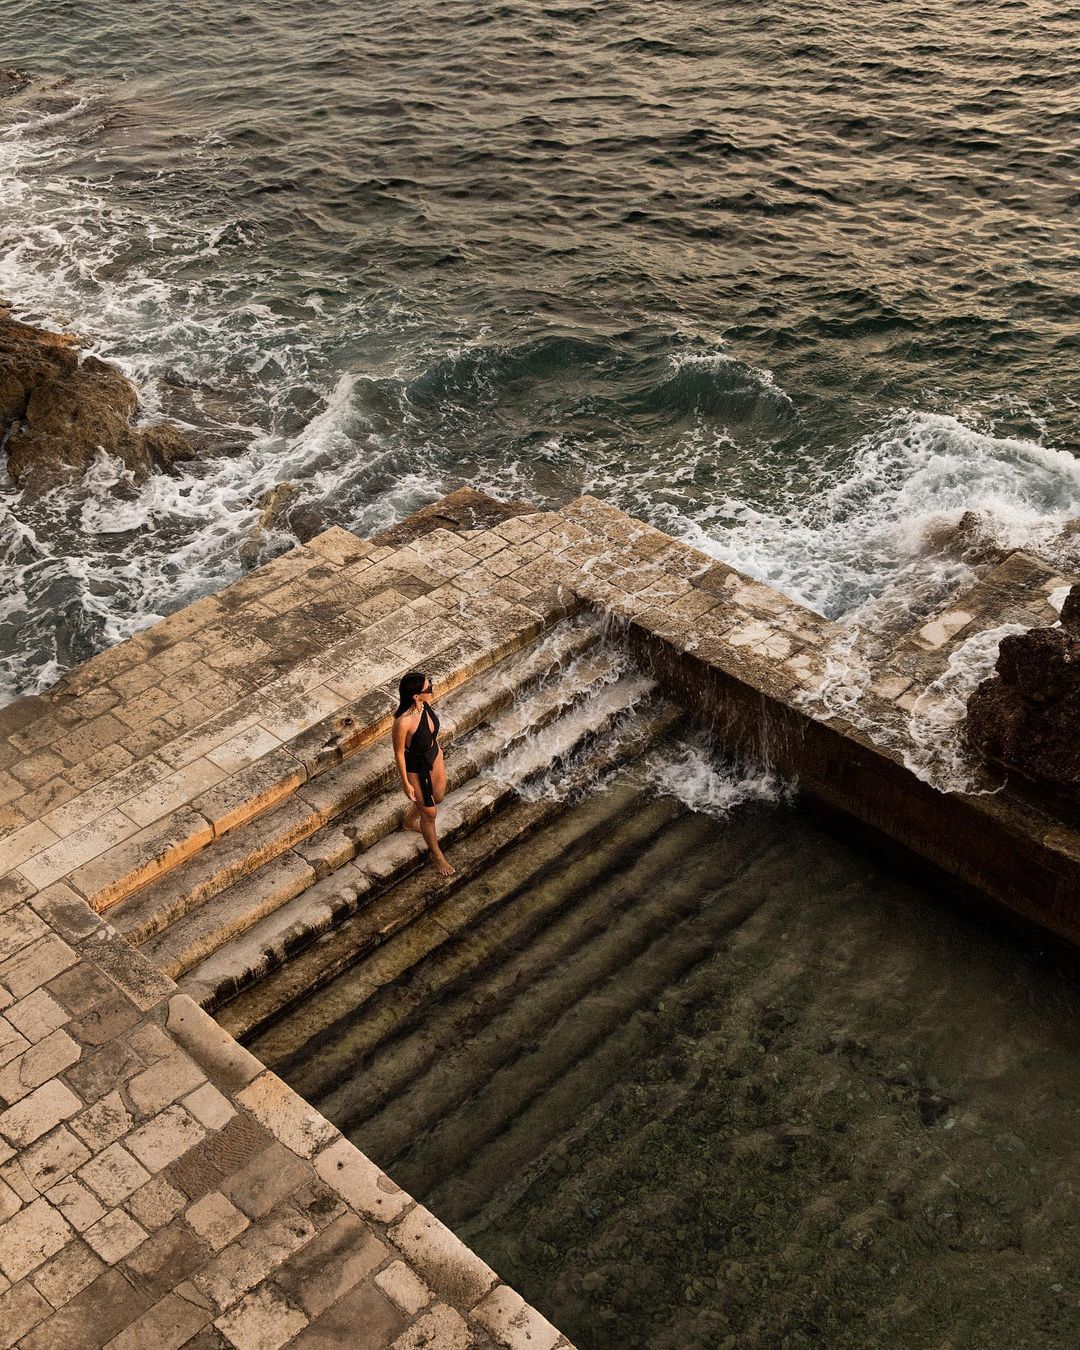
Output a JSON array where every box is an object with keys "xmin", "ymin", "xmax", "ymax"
[
  {"xmin": 2, "ymin": 0, "xmax": 1077, "ymax": 715},
  {"xmin": 663, "ymin": 409, "xmax": 1080, "ymax": 623}
]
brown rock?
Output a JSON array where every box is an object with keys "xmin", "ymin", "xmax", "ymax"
[
  {"xmin": 923, "ymin": 510, "xmax": 1008, "ymax": 566},
  {"xmin": 372, "ymin": 485, "xmax": 535, "ymax": 548},
  {"xmin": 0, "ymin": 309, "xmax": 198, "ymax": 494},
  {"xmin": 239, "ymin": 482, "xmax": 301, "ymax": 567},
  {"xmin": 0, "ymin": 69, "xmax": 30, "ymax": 98},
  {"xmin": 966, "ymin": 585, "xmax": 1080, "ymax": 795}
]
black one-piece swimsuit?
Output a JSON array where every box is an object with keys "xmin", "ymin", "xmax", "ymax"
[{"xmin": 404, "ymin": 704, "xmax": 440, "ymax": 807}]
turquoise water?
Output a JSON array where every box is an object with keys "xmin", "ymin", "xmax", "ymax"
[{"xmin": 2, "ymin": 1, "xmax": 1079, "ymax": 699}]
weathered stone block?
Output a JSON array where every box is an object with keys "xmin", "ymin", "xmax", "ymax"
[
  {"xmin": 914, "ymin": 608, "xmax": 975, "ymax": 650},
  {"xmin": 166, "ymin": 995, "xmax": 264, "ymax": 1095},
  {"xmin": 0, "ymin": 906, "xmax": 50, "ymax": 965},
  {"xmin": 388, "ymin": 1206, "xmax": 497, "ymax": 1311},
  {"xmin": 0, "ymin": 820, "xmax": 60, "ymax": 879},
  {"xmin": 88, "ymin": 937, "xmax": 176, "ymax": 1012},
  {"xmin": 44, "ymin": 1176, "xmax": 105, "ymax": 1232},
  {"xmin": 391, "ymin": 1303, "xmax": 473, "ymax": 1350},
  {"xmin": 374, "ymin": 1260, "xmax": 433, "ymax": 1316},
  {"xmin": 127, "ymin": 1050, "xmax": 206, "ymax": 1118},
  {"xmin": 20, "ymin": 808, "xmax": 144, "ymax": 891},
  {"xmin": 69, "ymin": 806, "xmax": 213, "ymax": 913},
  {"xmin": 82, "ymin": 1206, "xmax": 146, "ymax": 1263},
  {"xmin": 168, "ymin": 1112, "xmax": 274, "ymax": 1204},
  {"xmin": 0, "ymin": 1276, "xmax": 52, "ymax": 1347},
  {"xmin": 274, "ymin": 1211, "xmax": 387, "ymax": 1318},
  {"xmin": 314, "ymin": 1138, "xmax": 409, "ymax": 1225},
  {"xmin": 9, "ymin": 750, "xmax": 67, "ymax": 792},
  {"xmin": 183, "ymin": 1083, "xmax": 235, "ymax": 1132},
  {"xmin": 472, "ymin": 1284, "xmax": 563, "ymax": 1350},
  {"xmin": 0, "ymin": 1029, "xmax": 81, "ymax": 1106},
  {"xmin": 118, "ymin": 758, "xmax": 227, "ymax": 830},
  {"xmin": 0, "ymin": 1021, "xmax": 29, "ymax": 1072},
  {"xmin": 185, "ymin": 1190, "xmax": 250, "ymax": 1251},
  {"xmin": 30, "ymin": 1237, "xmax": 103, "ymax": 1309},
  {"xmin": 20, "ymin": 1126, "xmax": 90, "ymax": 1191},
  {"xmin": 66, "ymin": 987, "xmax": 140, "ymax": 1049},
  {"xmin": 121, "ymin": 1215, "xmax": 211, "ymax": 1301},
  {"xmin": 0, "ymin": 1173, "xmax": 22, "ymax": 1222},
  {"xmin": 235, "ymin": 1073, "xmax": 337, "ymax": 1160},
  {"xmin": 0, "ymin": 1080, "xmax": 82, "ymax": 1148},
  {"xmin": 213, "ymin": 1281, "xmax": 308, "ymax": 1350},
  {"xmin": 0, "ymin": 1195, "xmax": 72, "ymax": 1280},
  {"xmin": 194, "ymin": 750, "xmax": 307, "ymax": 839},
  {"xmin": 106, "ymin": 1289, "xmax": 212, "ymax": 1350},
  {"xmin": 64, "ymin": 1039, "xmax": 141, "ymax": 1107},
  {"xmin": 291, "ymin": 1277, "xmax": 405, "ymax": 1350},
  {"xmin": 26, "ymin": 884, "xmax": 101, "ymax": 944},
  {"xmin": 306, "ymin": 527, "xmax": 373, "ymax": 569},
  {"xmin": 192, "ymin": 1207, "xmax": 317, "ymax": 1311},
  {"xmin": 70, "ymin": 1090, "xmax": 133, "ymax": 1153},
  {"xmin": 126, "ymin": 1106, "xmax": 207, "ymax": 1172},
  {"xmin": 124, "ymin": 1175, "xmax": 188, "ymax": 1232},
  {"xmin": 78, "ymin": 1142, "xmax": 151, "ymax": 1206},
  {"xmin": 220, "ymin": 1141, "xmax": 310, "ymax": 1221},
  {"xmin": 19, "ymin": 1266, "xmax": 149, "ymax": 1350}
]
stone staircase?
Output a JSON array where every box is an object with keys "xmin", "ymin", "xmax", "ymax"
[
  {"xmin": 244, "ymin": 763, "xmax": 787, "ymax": 1242},
  {"xmin": 104, "ymin": 613, "xmax": 678, "ymax": 1030}
]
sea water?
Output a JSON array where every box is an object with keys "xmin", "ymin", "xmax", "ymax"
[{"xmin": 2, "ymin": 0, "xmax": 1078, "ymax": 744}]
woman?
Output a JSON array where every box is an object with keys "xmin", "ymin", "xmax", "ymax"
[{"xmin": 392, "ymin": 670, "xmax": 455, "ymax": 877}]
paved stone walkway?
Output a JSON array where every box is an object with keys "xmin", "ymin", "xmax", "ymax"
[{"xmin": 0, "ymin": 491, "xmax": 1076, "ymax": 1348}]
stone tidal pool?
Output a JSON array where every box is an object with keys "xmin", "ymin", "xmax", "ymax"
[{"xmin": 248, "ymin": 772, "xmax": 1080, "ymax": 1349}]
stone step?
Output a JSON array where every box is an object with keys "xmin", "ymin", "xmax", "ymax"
[
  {"xmin": 423, "ymin": 872, "xmax": 774, "ymax": 1230},
  {"xmin": 344, "ymin": 807, "xmax": 752, "ymax": 1171},
  {"xmin": 108, "ymin": 616, "xmax": 602, "ymax": 948},
  {"xmin": 218, "ymin": 701, "xmax": 683, "ymax": 1046},
  {"xmin": 63, "ymin": 590, "xmax": 565, "ymax": 914},
  {"xmin": 295, "ymin": 789, "xmax": 688, "ymax": 1126},
  {"xmin": 292, "ymin": 641, "xmax": 634, "ymax": 879},
  {"xmin": 141, "ymin": 641, "xmax": 637, "ymax": 984},
  {"xmin": 372, "ymin": 824, "xmax": 782, "ymax": 1220}
]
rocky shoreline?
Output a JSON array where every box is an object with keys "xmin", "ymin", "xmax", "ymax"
[{"xmin": 0, "ymin": 300, "xmax": 199, "ymax": 495}]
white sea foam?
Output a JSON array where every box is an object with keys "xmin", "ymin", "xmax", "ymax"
[
  {"xmin": 662, "ymin": 410, "xmax": 1080, "ymax": 624},
  {"xmin": 641, "ymin": 733, "xmax": 794, "ymax": 820},
  {"xmin": 666, "ymin": 343, "xmax": 793, "ymax": 404},
  {"xmin": 901, "ymin": 624, "xmax": 1029, "ymax": 794}
]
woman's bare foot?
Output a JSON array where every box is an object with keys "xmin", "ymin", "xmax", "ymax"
[
  {"xmin": 430, "ymin": 852, "xmax": 456, "ymax": 877},
  {"xmin": 401, "ymin": 804, "xmax": 422, "ymax": 834}
]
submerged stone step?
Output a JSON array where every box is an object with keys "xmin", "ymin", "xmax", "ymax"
[
  {"xmin": 368, "ymin": 821, "xmax": 783, "ymax": 1217},
  {"xmin": 171, "ymin": 669, "xmax": 664, "ymax": 1011},
  {"xmin": 347, "ymin": 807, "xmax": 772, "ymax": 1174},
  {"xmin": 108, "ymin": 616, "xmax": 603, "ymax": 949},
  {"xmin": 294, "ymin": 789, "xmax": 690, "ymax": 1125}
]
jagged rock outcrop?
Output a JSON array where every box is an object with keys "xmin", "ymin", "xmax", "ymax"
[
  {"xmin": 0, "ymin": 305, "xmax": 197, "ymax": 494},
  {"xmin": 966, "ymin": 582, "xmax": 1080, "ymax": 795},
  {"xmin": 240, "ymin": 481, "xmax": 301, "ymax": 566}
]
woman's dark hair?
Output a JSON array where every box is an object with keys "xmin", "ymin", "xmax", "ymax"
[{"xmin": 395, "ymin": 671, "xmax": 428, "ymax": 717}]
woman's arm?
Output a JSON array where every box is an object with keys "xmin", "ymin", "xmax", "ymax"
[{"xmin": 391, "ymin": 716, "xmax": 416, "ymax": 800}]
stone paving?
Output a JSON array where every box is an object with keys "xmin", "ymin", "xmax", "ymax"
[{"xmin": 1, "ymin": 489, "xmax": 1078, "ymax": 1348}]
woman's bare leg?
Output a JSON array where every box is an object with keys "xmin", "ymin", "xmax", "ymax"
[
  {"xmin": 401, "ymin": 797, "xmax": 422, "ymax": 833},
  {"xmin": 418, "ymin": 805, "xmax": 454, "ymax": 875}
]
